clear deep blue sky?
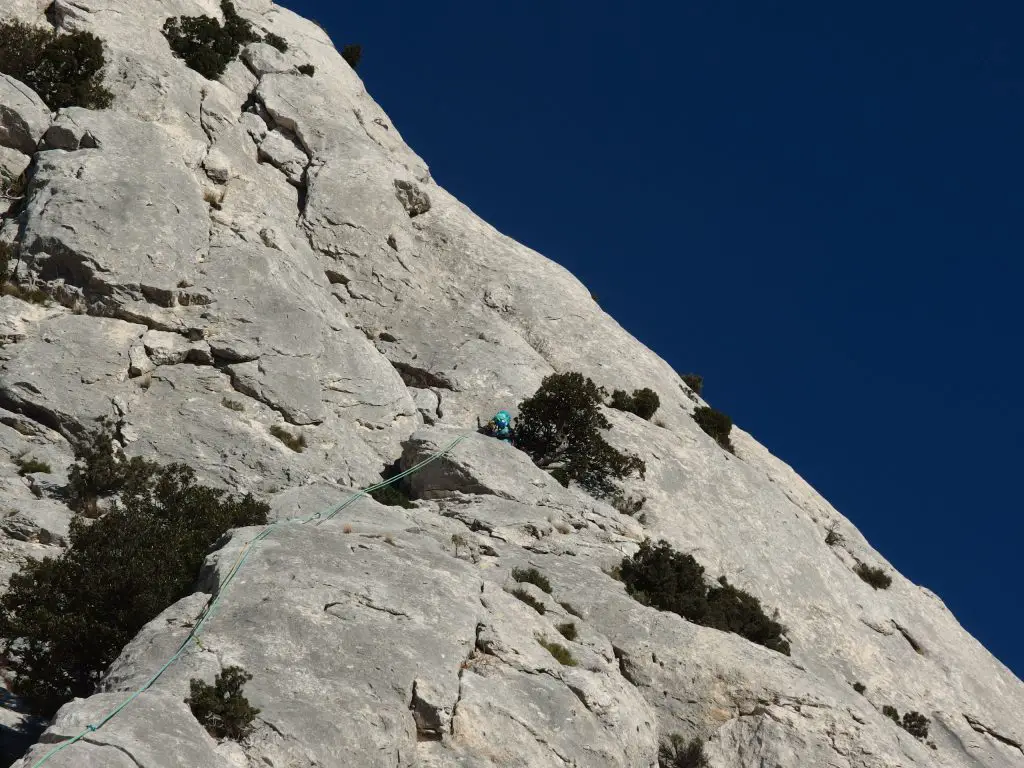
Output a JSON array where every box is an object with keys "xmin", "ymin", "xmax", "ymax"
[{"xmin": 281, "ymin": 1, "xmax": 1023, "ymax": 679}]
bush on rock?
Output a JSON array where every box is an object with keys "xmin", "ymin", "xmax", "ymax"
[
  {"xmin": 187, "ymin": 665, "xmax": 260, "ymax": 740},
  {"xmin": 0, "ymin": 422, "xmax": 268, "ymax": 716},
  {"xmin": 514, "ymin": 372, "xmax": 645, "ymax": 499},
  {"xmin": 620, "ymin": 539, "xmax": 790, "ymax": 655},
  {"xmin": 163, "ymin": 0, "xmax": 259, "ymax": 80},
  {"xmin": 609, "ymin": 387, "xmax": 661, "ymax": 420},
  {"xmin": 0, "ymin": 20, "xmax": 113, "ymax": 110},
  {"xmin": 692, "ymin": 405, "xmax": 735, "ymax": 454}
]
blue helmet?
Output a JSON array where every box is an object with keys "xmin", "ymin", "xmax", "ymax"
[{"xmin": 494, "ymin": 410, "xmax": 511, "ymax": 427}]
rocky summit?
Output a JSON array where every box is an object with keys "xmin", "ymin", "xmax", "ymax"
[{"xmin": 0, "ymin": 2, "xmax": 1021, "ymax": 767}]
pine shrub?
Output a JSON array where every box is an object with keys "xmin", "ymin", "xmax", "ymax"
[
  {"xmin": 537, "ymin": 638, "xmax": 576, "ymax": 666},
  {"xmin": 510, "ymin": 588, "xmax": 545, "ymax": 615},
  {"xmin": 901, "ymin": 711, "xmax": 930, "ymax": 740},
  {"xmin": 512, "ymin": 567, "xmax": 552, "ymax": 594},
  {"xmin": 263, "ymin": 32, "xmax": 288, "ymax": 52},
  {"xmin": 342, "ymin": 44, "xmax": 362, "ymax": 70},
  {"xmin": 163, "ymin": 0, "xmax": 259, "ymax": 80},
  {"xmin": 609, "ymin": 387, "xmax": 661, "ymax": 420},
  {"xmin": 270, "ymin": 424, "xmax": 306, "ymax": 452},
  {"xmin": 681, "ymin": 374, "xmax": 703, "ymax": 395},
  {"xmin": 0, "ymin": 428, "xmax": 268, "ymax": 716},
  {"xmin": 853, "ymin": 681, "xmax": 866, "ymax": 694},
  {"xmin": 0, "ymin": 20, "xmax": 113, "ymax": 110},
  {"xmin": 514, "ymin": 372, "xmax": 645, "ymax": 498},
  {"xmin": 620, "ymin": 539, "xmax": 790, "ymax": 655},
  {"xmin": 556, "ymin": 622, "xmax": 577, "ymax": 641},
  {"xmin": 297, "ymin": 63, "xmax": 315, "ymax": 77},
  {"xmin": 659, "ymin": 734, "xmax": 708, "ymax": 768},
  {"xmin": 187, "ymin": 666, "xmax": 260, "ymax": 740},
  {"xmin": 692, "ymin": 405, "xmax": 734, "ymax": 453},
  {"xmin": 854, "ymin": 563, "xmax": 892, "ymax": 590}
]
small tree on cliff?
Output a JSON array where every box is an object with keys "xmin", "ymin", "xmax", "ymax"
[{"xmin": 514, "ymin": 372, "xmax": 645, "ymax": 498}]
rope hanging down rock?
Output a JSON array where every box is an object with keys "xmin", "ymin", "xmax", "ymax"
[{"xmin": 28, "ymin": 436, "xmax": 466, "ymax": 768}]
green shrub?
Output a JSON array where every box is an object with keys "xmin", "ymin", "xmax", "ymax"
[
  {"xmin": 13, "ymin": 454, "xmax": 51, "ymax": 476},
  {"xmin": 901, "ymin": 711, "xmax": 930, "ymax": 740},
  {"xmin": 1, "ymin": 281, "xmax": 49, "ymax": 305},
  {"xmin": 342, "ymin": 44, "xmax": 362, "ymax": 70},
  {"xmin": 512, "ymin": 566, "xmax": 551, "ymax": 594},
  {"xmin": 221, "ymin": 397, "xmax": 245, "ymax": 412},
  {"xmin": 163, "ymin": 0, "xmax": 258, "ymax": 80},
  {"xmin": 510, "ymin": 588, "xmax": 545, "ymax": 615},
  {"xmin": 370, "ymin": 483, "xmax": 415, "ymax": 509},
  {"xmin": 609, "ymin": 388, "xmax": 661, "ymax": 420},
  {"xmin": 514, "ymin": 372, "xmax": 645, "ymax": 498},
  {"xmin": 882, "ymin": 705, "xmax": 899, "ymax": 723},
  {"xmin": 263, "ymin": 32, "xmax": 288, "ymax": 52},
  {"xmin": 853, "ymin": 681, "xmax": 866, "ymax": 694},
  {"xmin": 620, "ymin": 539, "xmax": 790, "ymax": 655},
  {"xmin": 66, "ymin": 418, "xmax": 156, "ymax": 513},
  {"xmin": 681, "ymin": 374, "xmax": 704, "ymax": 395},
  {"xmin": 269, "ymin": 424, "xmax": 306, "ymax": 452},
  {"xmin": 854, "ymin": 563, "xmax": 892, "ymax": 590},
  {"xmin": 537, "ymin": 638, "xmax": 577, "ymax": 666},
  {"xmin": 0, "ymin": 20, "xmax": 113, "ymax": 110},
  {"xmin": 187, "ymin": 666, "xmax": 260, "ymax": 740},
  {"xmin": 825, "ymin": 523, "xmax": 844, "ymax": 546},
  {"xmin": 659, "ymin": 734, "xmax": 707, "ymax": 768},
  {"xmin": 692, "ymin": 406, "xmax": 734, "ymax": 453},
  {"xmin": 297, "ymin": 63, "xmax": 315, "ymax": 77},
  {"xmin": 0, "ymin": 242, "xmax": 14, "ymax": 280},
  {"xmin": 0, "ymin": 433, "xmax": 268, "ymax": 716},
  {"xmin": 556, "ymin": 622, "xmax": 577, "ymax": 641}
]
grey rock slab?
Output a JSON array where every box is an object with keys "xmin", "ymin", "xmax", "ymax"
[
  {"xmin": 0, "ymin": 144, "xmax": 30, "ymax": 182},
  {"xmin": 257, "ymin": 128, "xmax": 308, "ymax": 183},
  {"xmin": 0, "ymin": 75, "xmax": 49, "ymax": 154},
  {"xmin": 241, "ymin": 42, "xmax": 294, "ymax": 76}
]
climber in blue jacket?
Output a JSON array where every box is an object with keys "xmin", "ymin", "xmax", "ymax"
[{"xmin": 478, "ymin": 410, "xmax": 514, "ymax": 443}]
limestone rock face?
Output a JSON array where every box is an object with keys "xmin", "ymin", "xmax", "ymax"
[{"xmin": 1, "ymin": 2, "xmax": 1022, "ymax": 767}]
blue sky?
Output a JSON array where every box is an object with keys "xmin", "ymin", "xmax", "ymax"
[{"xmin": 281, "ymin": 0, "xmax": 1023, "ymax": 679}]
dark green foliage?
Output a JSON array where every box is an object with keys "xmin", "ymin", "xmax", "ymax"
[
  {"xmin": 0, "ymin": 242, "xmax": 13, "ymax": 281},
  {"xmin": 370, "ymin": 483, "xmax": 415, "ymax": 509},
  {"xmin": 901, "ymin": 711, "xmax": 930, "ymax": 740},
  {"xmin": 221, "ymin": 397, "xmax": 245, "ymax": 412},
  {"xmin": 620, "ymin": 539, "xmax": 790, "ymax": 655},
  {"xmin": 66, "ymin": 417, "xmax": 156, "ymax": 514},
  {"xmin": 825, "ymin": 523, "xmax": 844, "ymax": 546},
  {"xmin": 692, "ymin": 406, "xmax": 734, "ymax": 453},
  {"xmin": 270, "ymin": 424, "xmax": 306, "ymax": 452},
  {"xmin": 537, "ymin": 638, "xmax": 577, "ymax": 666},
  {"xmin": 556, "ymin": 622, "xmax": 577, "ymax": 641},
  {"xmin": 882, "ymin": 705, "xmax": 899, "ymax": 723},
  {"xmin": 0, "ymin": 20, "xmax": 113, "ymax": 110},
  {"xmin": 510, "ymin": 588, "xmax": 545, "ymax": 615},
  {"xmin": 609, "ymin": 388, "xmax": 661, "ymax": 420},
  {"xmin": 681, "ymin": 374, "xmax": 704, "ymax": 395},
  {"xmin": 341, "ymin": 44, "xmax": 362, "ymax": 69},
  {"xmin": 187, "ymin": 666, "xmax": 260, "ymax": 740},
  {"xmin": 0, "ymin": 433, "xmax": 268, "ymax": 716},
  {"xmin": 853, "ymin": 681, "xmax": 866, "ymax": 694},
  {"xmin": 512, "ymin": 567, "xmax": 552, "ymax": 594},
  {"xmin": 163, "ymin": 0, "xmax": 258, "ymax": 80},
  {"xmin": 659, "ymin": 734, "xmax": 708, "ymax": 768},
  {"xmin": 1, "ymin": 281, "xmax": 49, "ymax": 304},
  {"xmin": 297, "ymin": 63, "xmax": 315, "ymax": 77},
  {"xmin": 13, "ymin": 455, "xmax": 51, "ymax": 476},
  {"xmin": 263, "ymin": 31, "xmax": 288, "ymax": 52},
  {"xmin": 514, "ymin": 372, "xmax": 645, "ymax": 498},
  {"xmin": 854, "ymin": 563, "xmax": 892, "ymax": 590}
]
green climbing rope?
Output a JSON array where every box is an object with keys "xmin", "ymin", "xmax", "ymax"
[{"xmin": 27, "ymin": 435, "xmax": 465, "ymax": 767}]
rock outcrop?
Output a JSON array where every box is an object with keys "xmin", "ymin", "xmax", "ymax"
[{"xmin": 0, "ymin": 1, "xmax": 1021, "ymax": 767}]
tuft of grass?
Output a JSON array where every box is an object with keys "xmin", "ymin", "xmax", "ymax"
[
  {"xmin": 510, "ymin": 587, "xmax": 545, "ymax": 615},
  {"xmin": 556, "ymin": 622, "xmax": 577, "ymax": 641},
  {"xmin": 2, "ymin": 281, "xmax": 49, "ymax": 305},
  {"xmin": 270, "ymin": 424, "xmax": 306, "ymax": 453},
  {"xmin": 14, "ymin": 455, "xmax": 51, "ymax": 475},
  {"xmin": 537, "ymin": 638, "xmax": 577, "ymax": 666},
  {"xmin": 221, "ymin": 398, "xmax": 244, "ymax": 412},
  {"xmin": 342, "ymin": 523, "xmax": 353, "ymax": 534},
  {"xmin": 559, "ymin": 601, "xmax": 583, "ymax": 619},
  {"xmin": 512, "ymin": 567, "xmax": 552, "ymax": 594},
  {"xmin": 659, "ymin": 734, "xmax": 708, "ymax": 768},
  {"xmin": 854, "ymin": 562, "xmax": 892, "ymax": 590}
]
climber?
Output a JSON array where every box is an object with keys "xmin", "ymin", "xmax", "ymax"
[{"xmin": 478, "ymin": 410, "xmax": 514, "ymax": 444}]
